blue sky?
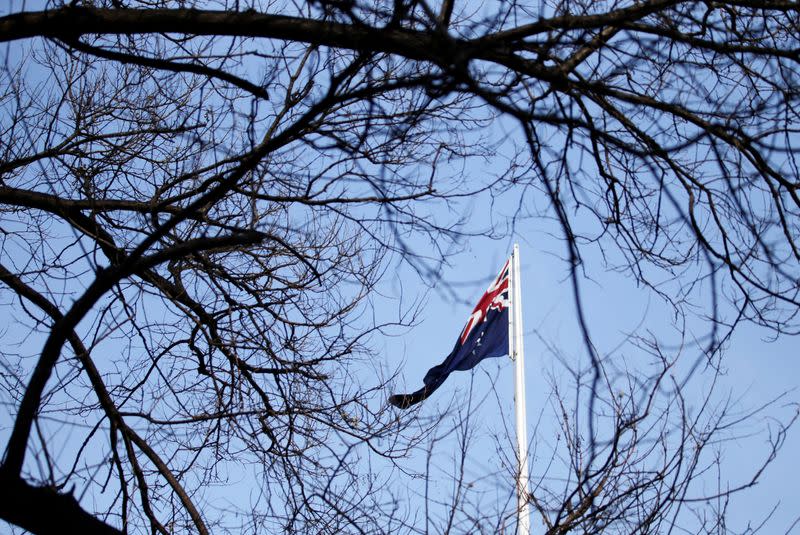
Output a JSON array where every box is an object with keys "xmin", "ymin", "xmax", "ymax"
[
  {"xmin": 378, "ymin": 223, "xmax": 800, "ymax": 532},
  {"xmin": 1, "ymin": 1, "xmax": 799, "ymax": 533}
]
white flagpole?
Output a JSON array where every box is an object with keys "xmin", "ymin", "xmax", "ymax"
[{"xmin": 509, "ymin": 244, "xmax": 531, "ymax": 535}]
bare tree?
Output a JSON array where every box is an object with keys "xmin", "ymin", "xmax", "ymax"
[
  {"xmin": 0, "ymin": 0, "xmax": 798, "ymax": 533},
  {"xmin": 392, "ymin": 323, "xmax": 798, "ymax": 535}
]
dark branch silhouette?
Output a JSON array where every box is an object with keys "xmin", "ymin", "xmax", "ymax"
[{"xmin": 1, "ymin": 0, "xmax": 797, "ymax": 532}]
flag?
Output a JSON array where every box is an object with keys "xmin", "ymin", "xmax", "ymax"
[{"xmin": 389, "ymin": 258, "xmax": 511, "ymax": 409}]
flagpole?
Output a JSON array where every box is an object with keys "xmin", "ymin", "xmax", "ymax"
[{"xmin": 510, "ymin": 244, "xmax": 531, "ymax": 535}]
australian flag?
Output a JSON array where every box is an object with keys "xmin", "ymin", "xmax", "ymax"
[{"xmin": 389, "ymin": 258, "xmax": 511, "ymax": 409}]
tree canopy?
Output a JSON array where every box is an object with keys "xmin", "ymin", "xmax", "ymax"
[{"xmin": 1, "ymin": 0, "xmax": 798, "ymax": 533}]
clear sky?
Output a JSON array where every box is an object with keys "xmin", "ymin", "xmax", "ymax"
[
  {"xmin": 343, "ymin": 24, "xmax": 800, "ymax": 519},
  {"xmin": 377, "ymin": 179, "xmax": 800, "ymax": 532},
  {"xmin": 1, "ymin": 1, "xmax": 798, "ymax": 533}
]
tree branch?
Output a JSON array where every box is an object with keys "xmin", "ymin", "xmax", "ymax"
[{"xmin": 0, "ymin": 471, "xmax": 122, "ymax": 535}]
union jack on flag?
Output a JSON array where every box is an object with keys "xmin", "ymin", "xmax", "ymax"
[{"xmin": 389, "ymin": 258, "xmax": 511, "ymax": 409}]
